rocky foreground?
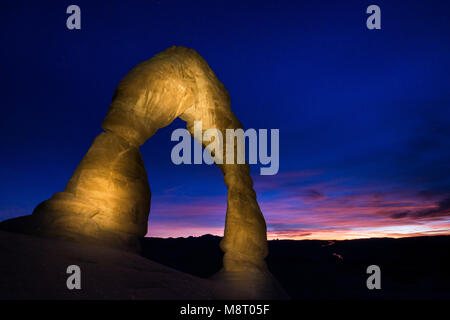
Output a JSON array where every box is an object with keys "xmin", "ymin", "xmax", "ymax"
[{"xmin": 0, "ymin": 231, "xmax": 219, "ymax": 299}]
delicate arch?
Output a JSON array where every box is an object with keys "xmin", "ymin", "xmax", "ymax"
[{"xmin": 32, "ymin": 46, "xmax": 268, "ymax": 274}]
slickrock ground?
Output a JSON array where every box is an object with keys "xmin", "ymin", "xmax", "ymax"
[{"xmin": 0, "ymin": 231, "xmax": 218, "ymax": 300}]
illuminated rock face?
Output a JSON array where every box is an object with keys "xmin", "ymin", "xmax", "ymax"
[{"xmin": 33, "ymin": 46, "xmax": 269, "ymax": 276}]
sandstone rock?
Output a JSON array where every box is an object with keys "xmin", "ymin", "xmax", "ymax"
[{"xmin": 2, "ymin": 46, "xmax": 282, "ymax": 297}]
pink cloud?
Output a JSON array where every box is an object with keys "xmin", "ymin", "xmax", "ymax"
[{"xmin": 145, "ymin": 170, "xmax": 450, "ymax": 240}]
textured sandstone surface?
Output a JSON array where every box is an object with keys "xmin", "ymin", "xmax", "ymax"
[{"xmin": 0, "ymin": 231, "xmax": 216, "ymax": 299}]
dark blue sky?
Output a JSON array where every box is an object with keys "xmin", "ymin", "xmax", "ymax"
[{"xmin": 1, "ymin": 0, "xmax": 449, "ymax": 238}]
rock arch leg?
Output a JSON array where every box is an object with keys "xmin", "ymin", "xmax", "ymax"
[
  {"xmin": 180, "ymin": 107, "xmax": 277, "ymax": 297},
  {"xmin": 219, "ymin": 162, "xmax": 269, "ymax": 272},
  {"xmin": 32, "ymin": 131, "xmax": 151, "ymax": 250},
  {"xmin": 180, "ymin": 111, "xmax": 268, "ymax": 273}
]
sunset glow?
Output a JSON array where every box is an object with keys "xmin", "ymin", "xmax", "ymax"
[{"xmin": 145, "ymin": 170, "xmax": 450, "ymax": 240}]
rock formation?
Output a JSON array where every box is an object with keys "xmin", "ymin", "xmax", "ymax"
[{"xmin": 1, "ymin": 46, "xmax": 285, "ymax": 298}]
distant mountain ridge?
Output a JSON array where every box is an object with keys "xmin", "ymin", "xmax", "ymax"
[{"xmin": 141, "ymin": 235, "xmax": 450, "ymax": 299}]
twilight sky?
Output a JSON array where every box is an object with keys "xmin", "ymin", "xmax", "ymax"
[{"xmin": 1, "ymin": 0, "xmax": 449, "ymax": 239}]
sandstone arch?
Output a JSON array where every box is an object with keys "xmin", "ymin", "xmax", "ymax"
[{"xmin": 32, "ymin": 46, "xmax": 270, "ymax": 278}]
